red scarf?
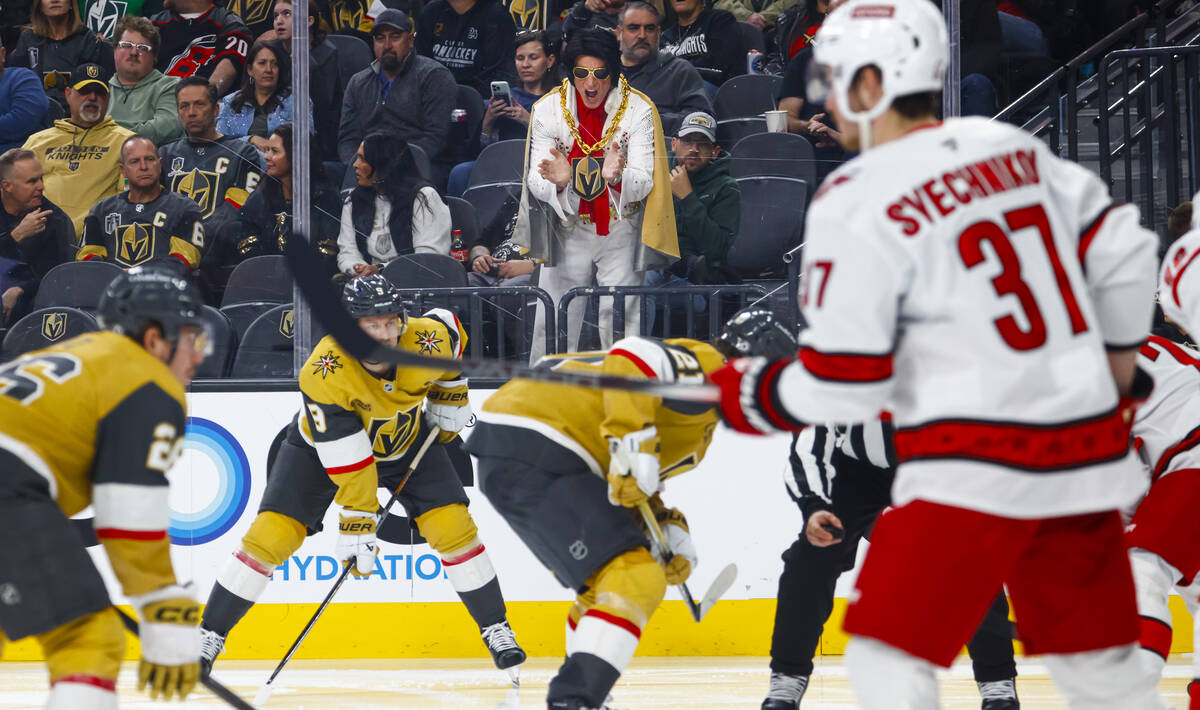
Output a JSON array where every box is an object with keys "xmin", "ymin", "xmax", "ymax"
[{"xmin": 568, "ymin": 89, "xmax": 613, "ymax": 235}]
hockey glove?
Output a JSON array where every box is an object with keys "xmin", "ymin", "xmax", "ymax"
[
  {"xmin": 131, "ymin": 584, "xmax": 201, "ymax": 701},
  {"xmin": 658, "ymin": 507, "xmax": 698, "ymax": 585},
  {"xmin": 607, "ymin": 427, "xmax": 661, "ymax": 507},
  {"xmin": 710, "ymin": 357, "xmax": 801, "ymax": 435},
  {"xmin": 337, "ymin": 508, "xmax": 380, "ymax": 577},
  {"xmin": 425, "ymin": 378, "xmax": 472, "ymax": 442}
]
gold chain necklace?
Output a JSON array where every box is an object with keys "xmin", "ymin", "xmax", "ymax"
[{"xmin": 560, "ymin": 74, "xmax": 630, "ymax": 155}]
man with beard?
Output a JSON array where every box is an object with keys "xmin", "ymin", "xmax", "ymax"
[
  {"xmin": 22, "ymin": 63, "xmax": 133, "ymax": 238},
  {"xmin": 339, "ymin": 10, "xmax": 456, "ymax": 188},
  {"xmin": 618, "ymin": 1, "xmax": 710, "ymax": 136},
  {"xmin": 81, "ymin": 135, "xmax": 205, "ymax": 269},
  {"xmin": 0, "ymin": 148, "xmax": 74, "ymax": 325}
]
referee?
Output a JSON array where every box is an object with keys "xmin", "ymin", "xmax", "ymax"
[{"xmin": 762, "ymin": 420, "xmax": 1020, "ymax": 710}]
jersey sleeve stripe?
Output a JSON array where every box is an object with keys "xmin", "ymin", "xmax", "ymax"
[
  {"xmin": 326, "ymin": 454, "xmax": 375, "ymax": 475},
  {"xmin": 610, "ymin": 348, "xmax": 659, "ymax": 379},
  {"xmin": 761, "ymin": 359, "xmax": 804, "ymax": 429},
  {"xmin": 93, "ymin": 482, "xmax": 170, "ymax": 532},
  {"xmin": 895, "ymin": 406, "xmax": 1131, "ymax": 472},
  {"xmin": 1077, "ymin": 204, "xmax": 1114, "ymax": 266},
  {"xmin": 95, "ymin": 528, "xmax": 168, "ymax": 540},
  {"xmin": 312, "ymin": 430, "xmax": 375, "ymax": 471},
  {"xmin": 799, "ymin": 347, "xmax": 894, "ymax": 383},
  {"xmin": 1152, "ymin": 423, "xmax": 1200, "ymax": 481},
  {"xmin": 1170, "ymin": 249, "xmax": 1200, "ymax": 309},
  {"xmin": 423, "ymin": 309, "xmax": 464, "ymax": 358}
]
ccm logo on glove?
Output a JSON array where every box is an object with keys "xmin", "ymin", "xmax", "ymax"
[{"xmin": 148, "ymin": 604, "xmax": 200, "ymax": 624}]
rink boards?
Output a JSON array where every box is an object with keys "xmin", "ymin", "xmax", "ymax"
[{"xmin": 2, "ymin": 389, "xmax": 1196, "ymax": 661}]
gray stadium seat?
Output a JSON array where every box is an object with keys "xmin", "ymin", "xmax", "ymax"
[
  {"xmin": 221, "ymin": 255, "xmax": 294, "ymax": 307},
  {"xmin": 220, "ymin": 301, "xmax": 282, "ymax": 340},
  {"xmin": 728, "ymin": 176, "xmax": 809, "ymax": 278},
  {"xmin": 717, "ymin": 117, "xmax": 768, "ymax": 150},
  {"xmin": 326, "ymin": 34, "xmax": 373, "ymax": 82},
  {"xmin": 731, "ymin": 132, "xmax": 817, "ymax": 185},
  {"xmin": 382, "ymin": 252, "xmax": 468, "ymax": 289},
  {"xmin": 2, "ymin": 307, "xmax": 99, "ymax": 359},
  {"xmin": 462, "ymin": 182, "xmax": 522, "ymax": 230},
  {"xmin": 467, "ymin": 139, "xmax": 526, "ymax": 189},
  {"xmin": 32, "ymin": 260, "xmax": 123, "ymax": 310},
  {"xmin": 195, "ymin": 305, "xmax": 236, "ymax": 379},
  {"xmin": 445, "ymin": 196, "xmax": 481, "ymax": 248},
  {"xmin": 229, "ymin": 304, "xmax": 295, "ymax": 379},
  {"xmin": 715, "ymin": 74, "xmax": 778, "ymax": 120},
  {"xmin": 737, "ymin": 22, "xmax": 766, "ymax": 55}
]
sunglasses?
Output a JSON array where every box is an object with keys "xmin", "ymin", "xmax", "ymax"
[
  {"xmin": 572, "ymin": 66, "xmax": 611, "ymax": 80},
  {"xmin": 116, "ymin": 40, "xmax": 153, "ymax": 53}
]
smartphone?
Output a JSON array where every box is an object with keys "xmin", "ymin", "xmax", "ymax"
[{"xmin": 490, "ymin": 80, "xmax": 513, "ymax": 107}]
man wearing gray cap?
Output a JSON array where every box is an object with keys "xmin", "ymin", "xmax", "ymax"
[
  {"xmin": 664, "ymin": 111, "xmax": 738, "ymax": 284},
  {"xmin": 338, "ymin": 9, "xmax": 457, "ymax": 187}
]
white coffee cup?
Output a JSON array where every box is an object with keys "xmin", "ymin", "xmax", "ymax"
[{"xmin": 764, "ymin": 109, "xmax": 788, "ymax": 133}]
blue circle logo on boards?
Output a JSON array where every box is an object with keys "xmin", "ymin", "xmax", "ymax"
[{"xmin": 170, "ymin": 417, "xmax": 251, "ymax": 546}]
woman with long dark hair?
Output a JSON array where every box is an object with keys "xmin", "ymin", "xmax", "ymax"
[
  {"xmin": 7, "ymin": 0, "xmax": 114, "ymax": 109},
  {"xmin": 216, "ymin": 40, "xmax": 311, "ymax": 152},
  {"xmin": 336, "ymin": 131, "xmax": 451, "ymax": 276}
]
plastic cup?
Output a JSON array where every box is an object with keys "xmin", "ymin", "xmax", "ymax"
[{"xmin": 764, "ymin": 110, "xmax": 788, "ymax": 133}]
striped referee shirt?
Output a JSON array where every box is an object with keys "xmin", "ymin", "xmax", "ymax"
[{"xmin": 785, "ymin": 420, "xmax": 897, "ymax": 518}]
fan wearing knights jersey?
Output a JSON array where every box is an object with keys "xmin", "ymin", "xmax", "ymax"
[
  {"xmin": 710, "ymin": 1, "xmax": 1164, "ymax": 708},
  {"xmin": 150, "ymin": 0, "xmax": 250, "ymax": 96},
  {"xmin": 197, "ymin": 274, "xmax": 527, "ymax": 681},
  {"xmin": 1126, "ymin": 225, "xmax": 1200, "ymax": 710}
]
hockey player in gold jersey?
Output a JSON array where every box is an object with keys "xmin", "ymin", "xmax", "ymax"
[
  {"xmin": 465, "ymin": 309, "xmax": 798, "ymax": 710},
  {"xmin": 199, "ymin": 274, "xmax": 526, "ymax": 677},
  {"xmin": 0, "ymin": 267, "xmax": 211, "ymax": 708}
]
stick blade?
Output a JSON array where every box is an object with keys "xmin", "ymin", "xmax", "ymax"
[
  {"xmin": 254, "ymin": 680, "xmax": 274, "ymax": 707},
  {"xmin": 696, "ymin": 563, "xmax": 738, "ymax": 620}
]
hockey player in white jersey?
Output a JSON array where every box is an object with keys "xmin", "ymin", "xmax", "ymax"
[
  {"xmin": 1125, "ymin": 228, "xmax": 1200, "ymax": 710},
  {"xmin": 709, "ymin": 1, "xmax": 1165, "ymax": 708}
]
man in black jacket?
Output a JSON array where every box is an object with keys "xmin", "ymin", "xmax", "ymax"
[
  {"xmin": 415, "ymin": 0, "xmax": 516, "ymax": 97},
  {"xmin": 618, "ymin": 0, "xmax": 711, "ymax": 136},
  {"xmin": 0, "ymin": 148, "xmax": 73, "ymax": 324},
  {"xmin": 660, "ymin": 0, "xmax": 741, "ymax": 85}
]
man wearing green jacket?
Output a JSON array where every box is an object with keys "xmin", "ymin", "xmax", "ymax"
[
  {"xmin": 647, "ymin": 111, "xmax": 740, "ymax": 330},
  {"xmin": 106, "ymin": 16, "xmax": 182, "ymax": 146}
]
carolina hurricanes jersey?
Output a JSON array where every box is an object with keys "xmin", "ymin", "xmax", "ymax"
[
  {"xmin": 0, "ymin": 332, "xmax": 186, "ymax": 596},
  {"xmin": 295, "ymin": 309, "xmax": 467, "ymax": 513},
  {"xmin": 770, "ymin": 117, "xmax": 1158, "ymax": 519},
  {"xmin": 474, "ymin": 337, "xmax": 724, "ymax": 481},
  {"xmin": 1159, "ymin": 226, "xmax": 1200, "ymax": 336},
  {"xmin": 79, "ymin": 190, "xmax": 206, "ymax": 268},
  {"xmin": 1132, "ymin": 335, "xmax": 1200, "ymax": 484},
  {"xmin": 160, "ymin": 135, "xmax": 263, "ymax": 219},
  {"xmin": 151, "ymin": 6, "xmax": 250, "ymax": 80}
]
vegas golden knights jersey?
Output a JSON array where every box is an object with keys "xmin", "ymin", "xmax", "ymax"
[
  {"xmin": 79, "ymin": 190, "xmax": 206, "ymax": 268},
  {"xmin": 159, "ymin": 135, "xmax": 263, "ymax": 219},
  {"xmin": 0, "ymin": 332, "xmax": 187, "ymax": 596},
  {"xmin": 295, "ymin": 309, "xmax": 468, "ymax": 512},
  {"xmin": 476, "ymin": 337, "xmax": 724, "ymax": 481}
]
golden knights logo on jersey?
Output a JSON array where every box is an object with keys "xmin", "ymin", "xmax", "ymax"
[
  {"xmin": 118, "ymin": 223, "xmax": 153, "ymax": 264},
  {"xmin": 311, "ymin": 351, "xmax": 342, "ymax": 379},
  {"xmin": 163, "ymin": 140, "xmax": 262, "ymax": 218},
  {"xmin": 225, "ymin": 0, "xmax": 272, "ymax": 26},
  {"xmin": 280, "ymin": 310, "xmax": 295, "ymax": 339},
  {"xmin": 572, "ymin": 157, "xmax": 605, "ymax": 201},
  {"xmin": 506, "ymin": 0, "xmax": 539, "ymax": 28},
  {"xmin": 172, "ymin": 167, "xmax": 221, "ymax": 218},
  {"xmin": 84, "ymin": 0, "xmax": 127, "ymax": 37},
  {"xmin": 41, "ymin": 313, "xmax": 67, "ymax": 341},
  {"xmin": 367, "ymin": 407, "xmax": 419, "ymax": 459}
]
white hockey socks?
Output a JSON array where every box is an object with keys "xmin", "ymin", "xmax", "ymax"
[
  {"xmin": 846, "ymin": 637, "xmax": 939, "ymax": 710},
  {"xmin": 46, "ymin": 677, "xmax": 117, "ymax": 710},
  {"xmin": 1043, "ymin": 643, "xmax": 1167, "ymax": 710},
  {"xmin": 217, "ymin": 549, "xmax": 273, "ymax": 602}
]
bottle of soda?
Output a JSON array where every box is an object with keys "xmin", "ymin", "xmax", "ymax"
[{"xmin": 450, "ymin": 229, "xmax": 467, "ymax": 263}]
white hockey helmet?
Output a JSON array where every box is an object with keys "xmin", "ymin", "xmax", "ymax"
[{"xmin": 810, "ymin": 0, "xmax": 948, "ymax": 147}]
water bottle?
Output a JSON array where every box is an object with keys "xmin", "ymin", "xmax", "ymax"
[{"xmin": 450, "ymin": 229, "xmax": 467, "ymax": 263}]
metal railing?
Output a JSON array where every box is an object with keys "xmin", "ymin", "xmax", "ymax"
[{"xmin": 395, "ymin": 286, "xmax": 556, "ymax": 363}]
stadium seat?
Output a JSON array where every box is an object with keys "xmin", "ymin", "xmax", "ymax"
[
  {"xmin": 2, "ymin": 307, "xmax": 100, "ymax": 359},
  {"xmin": 32, "ymin": 260, "xmax": 123, "ymax": 310},
  {"xmin": 229, "ymin": 304, "xmax": 296, "ymax": 379},
  {"xmin": 716, "ymin": 117, "xmax": 768, "ymax": 150},
  {"xmin": 727, "ymin": 176, "xmax": 809, "ymax": 279},
  {"xmin": 731, "ymin": 132, "xmax": 817, "ymax": 185},
  {"xmin": 220, "ymin": 301, "xmax": 283, "ymax": 340},
  {"xmin": 452, "ymin": 84, "xmax": 486, "ymax": 164},
  {"xmin": 410, "ymin": 143, "xmax": 433, "ymax": 181},
  {"xmin": 221, "ymin": 255, "xmax": 293, "ymax": 307},
  {"xmin": 326, "ymin": 34, "xmax": 373, "ymax": 82},
  {"xmin": 462, "ymin": 182, "xmax": 523, "ymax": 229},
  {"xmin": 195, "ymin": 305, "xmax": 237, "ymax": 379},
  {"xmin": 715, "ymin": 74, "xmax": 778, "ymax": 120},
  {"xmin": 445, "ymin": 196, "xmax": 482, "ymax": 248},
  {"xmin": 383, "ymin": 252, "xmax": 468, "ymax": 289},
  {"xmin": 467, "ymin": 139, "xmax": 526, "ymax": 189}
]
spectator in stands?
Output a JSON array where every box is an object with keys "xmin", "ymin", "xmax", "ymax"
[
  {"xmin": 764, "ymin": 0, "xmax": 826, "ymax": 74},
  {"xmin": 234, "ymin": 124, "xmax": 340, "ymax": 272},
  {"xmin": 107, "ymin": 16, "xmax": 184, "ymax": 146},
  {"xmin": 0, "ymin": 148, "xmax": 74, "ymax": 324},
  {"xmin": 338, "ymin": 10, "xmax": 456, "ymax": 189},
  {"xmin": 660, "ymin": 0, "xmax": 741, "ymax": 86},
  {"xmin": 79, "ymin": 134, "xmax": 206, "ymax": 268},
  {"xmin": 416, "ymin": 0, "xmax": 517, "ymax": 97},
  {"xmin": 715, "ymin": 0, "xmax": 797, "ymax": 32},
  {"xmin": 446, "ymin": 29, "xmax": 558, "ymax": 197},
  {"xmin": 997, "ymin": 2, "xmax": 1050, "ymax": 57},
  {"xmin": 216, "ymin": 40, "xmax": 311, "ymax": 152},
  {"xmin": 81, "ymin": 0, "xmax": 166, "ymax": 40},
  {"xmin": 561, "ymin": 0, "xmax": 626, "ymax": 41},
  {"xmin": 0, "ymin": 46, "xmax": 50, "ymax": 153},
  {"xmin": 646, "ymin": 109, "xmax": 737, "ymax": 328},
  {"xmin": 336, "ymin": 131, "xmax": 451, "ymax": 276},
  {"xmin": 777, "ymin": 46, "xmax": 845, "ymax": 183},
  {"xmin": 316, "ymin": 0, "xmax": 378, "ymax": 42},
  {"xmin": 22, "ymin": 63, "xmax": 132, "ymax": 237},
  {"xmin": 271, "ymin": 0, "xmax": 343, "ymax": 162},
  {"xmin": 517, "ymin": 28, "xmax": 677, "ymax": 359},
  {"xmin": 151, "ymin": 0, "xmax": 251, "ymax": 96},
  {"xmin": 7, "ymin": 0, "xmax": 115, "ymax": 111},
  {"xmin": 618, "ymin": 1, "xmax": 711, "ymax": 136},
  {"xmin": 468, "ymin": 196, "xmax": 537, "ymax": 358}
]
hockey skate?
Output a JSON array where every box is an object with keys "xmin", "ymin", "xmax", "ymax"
[
  {"xmin": 482, "ymin": 619, "xmax": 526, "ymax": 682},
  {"xmin": 761, "ymin": 671, "xmax": 808, "ymax": 709},
  {"xmin": 978, "ymin": 679, "xmax": 1019, "ymax": 709},
  {"xmin": 547, "ymin": 700, "xmax": 622, "ymax": 710},
  {"xmin": 199, "ymin": 626, "xmax": 226, "ymax": 677}
]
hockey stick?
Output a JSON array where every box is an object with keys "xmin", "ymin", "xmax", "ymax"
[
  {"xmin": 636, "ymin": 503, "xmax": 737, "ymax": 622},
  {"xmin": 253, "ymin": 426, "xmax": 441, "ymax": 706},
  {"xmin": 114, "ymin": 608, "xmax": 255, "ymax": 710},
  {"xmin": 283, "ymin": 238, "xmax": 719, "ymax": 404}
]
